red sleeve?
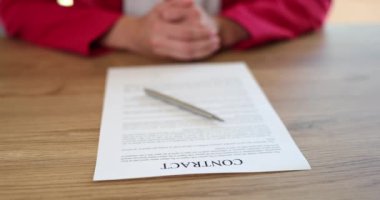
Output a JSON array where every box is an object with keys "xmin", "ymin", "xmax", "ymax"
[
  {"xmin": 0, "ymin": 0, "xmax": 121, "ymax": 55},
  {"xmin": 221, "ymin": 0, "xmax": 332, "ymax": 49}
]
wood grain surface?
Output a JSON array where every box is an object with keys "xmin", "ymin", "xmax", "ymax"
[{"xmin": 0, "ymin": 25, "xmax": 379, "ymax": 200}]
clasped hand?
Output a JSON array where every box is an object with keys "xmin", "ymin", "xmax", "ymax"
[{"xmin": 103, "ymin": 0, "xmax": 221, "ymax": 61}]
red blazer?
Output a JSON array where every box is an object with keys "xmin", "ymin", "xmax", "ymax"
[{"xmin": 0, "ymin": 0, "xmax": 331, "ymax": 55}]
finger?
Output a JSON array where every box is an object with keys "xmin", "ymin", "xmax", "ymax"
[
  {"xmin": 160, "ymin": 7, "xmax": 189, "ymax": 22},
  {"xmin": 159, "ymin": 1, "xmax": 199, "ymax": 22},
  {"xmin": 191, "ymin": 37, "xmax": 220, "ymax": 59},
  {"xmin": 187, "ymin": 5, "xmax": 202, "ymax": 21},
  {"xmin": 165, "ymin": 0, "xmax": 194, "ymax": 8},
  {"xmin": 162, "ymin": 22, "xmax": 214, "ymax": 41},
  {"xmin": 190, "ymin": 6, "xmax": 219, "ymax": 34},
  {"xmin": 167, "ymin": 6, "xmax": 215, "ymax": 34},
  {"xmin": 161, "ymin": 38, "xmax": 220, "ymax": 60},
  {"xmin": 163, "ymin": 5, "xmax": 201, "ymax": 22},
  {"xmin": 153, "ymin": 36, "xmax": 220, "ymax": 60}
]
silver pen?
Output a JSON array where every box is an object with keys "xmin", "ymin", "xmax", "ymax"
[{"xmin": 144, "ymin": 88, "xmax": 224, "ymax": 122}]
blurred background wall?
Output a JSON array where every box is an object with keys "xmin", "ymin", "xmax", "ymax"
[{"xmin": 0, "ymin": 0, "xmax": 380, "ymax": 37}]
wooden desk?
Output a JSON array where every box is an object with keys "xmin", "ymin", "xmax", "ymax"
[{"xmin": 1, "ymin": 25, "xmax": 379, "ymax": 200}]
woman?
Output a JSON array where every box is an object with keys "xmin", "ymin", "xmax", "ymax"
[{"xmin": 0, "ymin": 0, "xmax": 331, "ymax": 60}]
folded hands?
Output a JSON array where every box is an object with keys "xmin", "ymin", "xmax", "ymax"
[{"xmin": 102, "ymin": 0, "xmax": 248, "ymax": 60}]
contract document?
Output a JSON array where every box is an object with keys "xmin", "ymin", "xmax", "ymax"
[{"xmin": 94, "ymin": 62, "xmax": 310, "ymax": 181}]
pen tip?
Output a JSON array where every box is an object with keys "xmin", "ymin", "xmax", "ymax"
[{"xmin": 213, "ymin": 116, "xmax": 225, "ymax": 122}]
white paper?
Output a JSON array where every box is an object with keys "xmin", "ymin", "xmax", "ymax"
[{"xmin": 94, "ymin": 62, "xmax": 310, "ymax": 181}]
